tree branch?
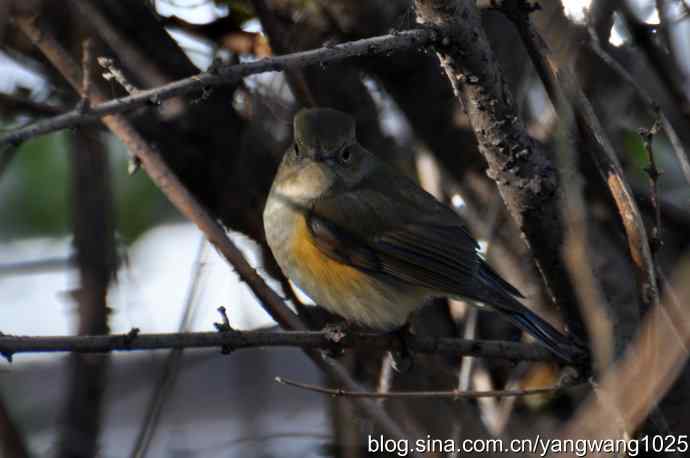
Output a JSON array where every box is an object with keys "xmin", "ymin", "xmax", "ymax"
[
  {"xmin": 0, "ymin": 26, "xmax": 441, "ymax": 147},
  {"xmin": 10, "ymin": 13, "xmax": 428, "ymax": 450},
  {"xmin": 586, "ymin": 26, "xmax": 690, "ymax": 189},
  {"xmin": 0, "ymin": 92, "xmax": 64, "ymax": 117},
  {"xmin": 0, "ymin": 330, "xmax": 557, "ymax": 362},
  {"xmin": 414, "ymin": 0, "xmax": 586, "ymax": 340}
]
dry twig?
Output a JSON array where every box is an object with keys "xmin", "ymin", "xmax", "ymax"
[{"xmin": 275, "ymin": 376, "xmax": 580, "ymax": 399}]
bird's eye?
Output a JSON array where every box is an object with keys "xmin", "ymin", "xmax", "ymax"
[{"xmin": 339, "ymin": 147, "xmax": 352, "ymax": 163}]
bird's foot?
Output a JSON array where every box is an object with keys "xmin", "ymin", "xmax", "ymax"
[{"xmin": 322, "ymin": 321, "xmax": 350, "ymax": 357}]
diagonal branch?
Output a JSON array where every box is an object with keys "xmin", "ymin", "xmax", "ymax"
[
  {"xmin": 586, "ymin": 26, "xmax": 690, "ymax": 188},
  {"xmin": 0, "ymin": 26, "xmax": 441, "ymax": 147},
  {"xmin": 11, "ymin": 12, "xmax": 417, "ymax": 449},
  {"xmin": 414, "ymin": 0, "xmax": 586, "ymax": 341}
]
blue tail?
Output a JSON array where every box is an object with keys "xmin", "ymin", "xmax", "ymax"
[
  {"xmin": 504, "ymin": 308, "xmax": 584, "ymax": 363},
  {"xmin": 472, "ymin": 262, "xmax": 587, "ymax": 364}
]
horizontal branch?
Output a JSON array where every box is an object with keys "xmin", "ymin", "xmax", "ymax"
[
  {"xmin": 0, "ymin": 27, "xmax": 440, "ymax": 147},
  {"xmin": 0, "ymin": 329, "xmax": 557, "ymax": 362},
  {"xmin": 275, "ymin": 376, "xmax": 581, "ymax": 399}
]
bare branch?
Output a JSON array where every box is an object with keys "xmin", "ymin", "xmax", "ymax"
[
  {"xmin": 58, "ymin": 106, "xmax": 115, "ymax": 457},
  {"xmin": 275, "ymin": 376, "xmax": 581, "ymax": 399},
  {"xmin": 0, "ymin": 330, "xmax": 557, "ymax": 362},
  {"xmin": 640, "ymin": 118, "xmax": 664, "ymax": 254},
  {"xmin": 415, "ymin": 0, "xmax": 586, "ymax": 340},
  {"xmin": 79, "ymin": 38, "xmax": 93, "ymax": 111},
  {"xmin": 0, "ymin": 27, "xmax": 441, "ymax": 147},
  {"xmin": 618, "ymin": 3, "xmax": 690, "ymax": 116},
  {"xmin": 587, "ymin": 26, "xmax": 690, "ymax": 188},
  {"xmin": 251, "ymin": 0, "xmax": 317, "ymax": 107},
  {"xmin": 0, "ymin": 92, "xmax": 64, "ymax": 117},
  {"xmin": 97, "ymin": 56, "xmax": 139, "ymax": 95},
  {"xmin": 10, "ymin": 14, "xmax": 433, "ymax": 449},
  {"xmin": 500, "ymin": 0, "xmax": 619, "ymax": 371},
  {"xmin": 501, "ymin": 1, "xmax": 661, "ymax": 357}
]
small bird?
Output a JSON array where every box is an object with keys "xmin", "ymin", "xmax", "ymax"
[{"xmin": 264, "ymin": 108, "xmax": 583, "ymax": 363}]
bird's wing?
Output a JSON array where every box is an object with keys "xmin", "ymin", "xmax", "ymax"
[{"xmin": 308, "ymin": 190, "xmax": 481, "ymax": 295}]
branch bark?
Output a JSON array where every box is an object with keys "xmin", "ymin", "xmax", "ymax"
[
  {"xmin": 0, "ymin": 330, "xmax": 557, "ymax": 362},
  {"xmin": 0, "ymin": 27, "xmax": 441, "ymax": 147},
  {"xmin": 58, "ymin": 125, "xmax": 115, "ymax": 457},
  {"xmin": 414, "ymin": 0, "xmax": 585, "ymax": 339}
]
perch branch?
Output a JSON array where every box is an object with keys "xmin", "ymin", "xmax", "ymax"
[{"xmin": 0, "ymin": 330, "xmax": 557, "ymax": 362}]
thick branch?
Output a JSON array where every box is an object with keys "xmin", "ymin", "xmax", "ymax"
[
  {"xmin": 0, "ymin": 27, "xmax": 440, "ymax": 147},
  {"xmin": 0, "ymin": 330, "xmax": 557, "ymax": 362},
  {"xmin": 415, "ymin": 0, "xmax": 585, "ymax": 338}
]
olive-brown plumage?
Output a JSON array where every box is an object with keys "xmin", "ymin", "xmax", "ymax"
[{"xmin": 264, "ymin": 108, "xmax": 583, "ymax": 362}]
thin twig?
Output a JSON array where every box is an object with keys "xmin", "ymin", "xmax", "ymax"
[
  {"xmin": 79, "ymin": 39, "xmax": 93, "ymax": 111},
  {"xmin": 0, "ymin": 26, "xmax": 442, "ymax": 147},
  {"xmin": 586, "ymin": 25, "xmax": 690, "ymax": 189},
  {"xmin": 275, "ymin": 376, "xmax": 579, "ymax": 399},
  {"xmin": 640, "ymin": 118, "xmax": 664, "ymax": 255},
  {"xmin": 251, "ymin": 0, "xmax": 316, "ymax": 107},
  {"xmin": 0, "ymin": 93, "xmax": 64, "ymax": 116},
  {"xmin": 0, "ymin": 330, "xmax": 557, "ymax": 362},
  {"xmin": 73, "ymin": 0, "xmax": 170, "ymax": 89},
  {"xmin": 618, "ymin": 3, "xmax": 690, "ymax": 116},
  {"xmin": 98, "ymin": 56, "xmax": 139, "ymax": 95}
]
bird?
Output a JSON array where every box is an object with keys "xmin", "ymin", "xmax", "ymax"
[{"xmin": 263, "ymin": 107, "xmax": 584, "ymax": 363}]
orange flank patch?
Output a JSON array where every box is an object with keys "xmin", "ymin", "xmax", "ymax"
[{"xmin": 291, "ymin": 215, "xmax": 367, "ymax": 296}]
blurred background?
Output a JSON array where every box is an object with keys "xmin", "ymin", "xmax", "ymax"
[{"xmin": 1, "ymin": 0, "xmax": 689, "ymax": 456}]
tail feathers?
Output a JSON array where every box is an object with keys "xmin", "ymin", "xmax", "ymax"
[
  {"xmin": 472, "ymin": 262, "xmax": 587, "ymax": 363},
  {"xmin": 504, "ymin": 308, "xmax": 585, "ymax": 364},
  {"xmin": 478, "ymin": 262, "xmax": 524, "ymax": 298}
]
